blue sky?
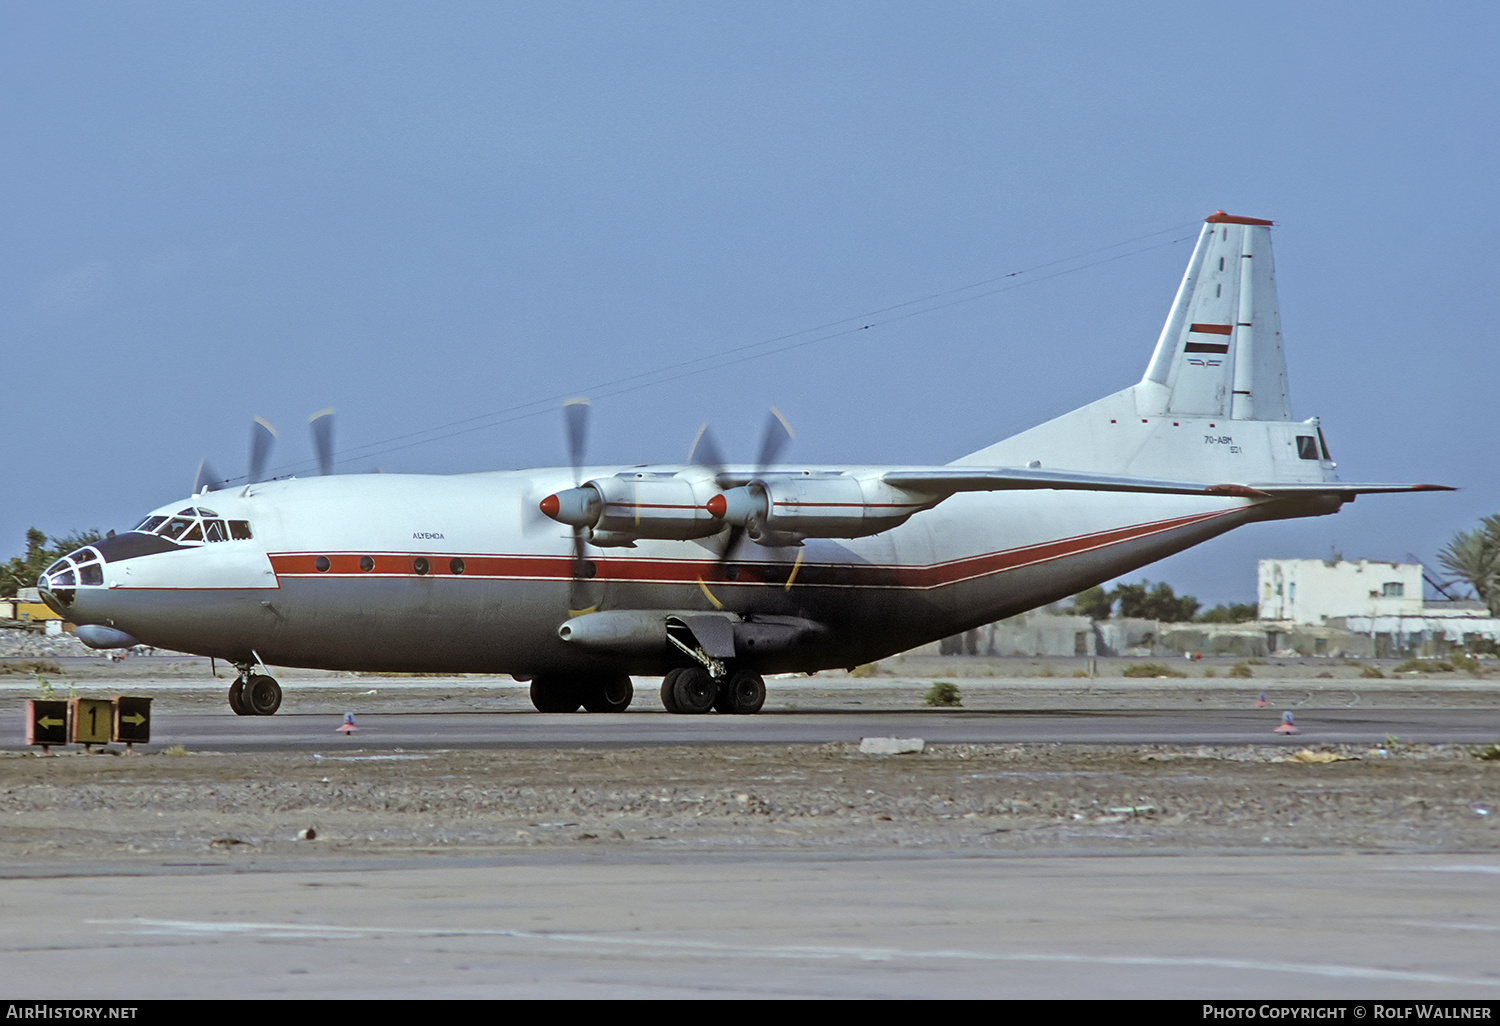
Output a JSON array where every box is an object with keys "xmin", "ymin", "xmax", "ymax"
[{"xmin": 3, "ymin": 2, "xmax": 1497, "ymax": 606}]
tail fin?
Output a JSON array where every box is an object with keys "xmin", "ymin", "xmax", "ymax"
[
  {"xmin": 1136, "ymin": 213, "xmax": 1289, "ymax": 421},
  {"xmin": 958, "ymin": 213, "xmax": 1338, "ymax": 486}
]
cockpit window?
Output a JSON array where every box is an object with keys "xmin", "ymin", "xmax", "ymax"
[
  {"xmin": 161, "ymin": 517, "xmax": 195, "ymax": 540},
  {"xmin": 129, "ymin": 509, "xmax": 253, "ymax": 545}
]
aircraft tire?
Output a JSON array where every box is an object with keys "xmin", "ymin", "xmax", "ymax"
[
  {"xmin": 227, "ymin": 680, "xmax": 251, "ymax": 716},
  {"xmin": 530, "ymin": 676, "xmax": 583, "ymax": 713},
  {"xmin": 581, "ymin": 674, "xmax": 633, "ymax": 713},
  {"xmin": 660, "ymin": 668, "xmax": 685, "ymax": 713},
  {"xmin": 246, "ymin": 674, "xmax": 282, "ymax": 716},
  {"xmin": 672, "ymin": 667, "xmax": 716, "ymax": 715},
  {"xmin": 723, "ymin": 669, "xmax": 766, "ymax": 715}
]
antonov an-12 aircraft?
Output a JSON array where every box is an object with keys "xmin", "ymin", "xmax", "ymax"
[{"xmin": 39, "ymin": 213, "xmax": 1447, "ymax": 716}]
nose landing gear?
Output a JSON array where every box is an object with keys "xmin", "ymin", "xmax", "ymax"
[{"xmin": 228, "ymin": 664, "xmax": 282, "ymax": 715}]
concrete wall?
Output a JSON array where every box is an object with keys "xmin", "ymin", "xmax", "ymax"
[
  {"xmin": 923, "ymin": 610, "xmax": 1379, "ymax": 659},
  {"xmin": 1258, "ymin": 559, "xmax": 1424, "ymax": 624}
]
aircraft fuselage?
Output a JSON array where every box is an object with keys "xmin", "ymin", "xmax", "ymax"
[{"xmin": 48, "ymin": 467, "xmax": 1299, "ymax": 676}]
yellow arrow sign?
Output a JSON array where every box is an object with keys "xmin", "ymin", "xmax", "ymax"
[
  {"xmin": 121, "ymin": 713, "xmax": 146, "ymax": 726},
  {"xmin": 37, "ymin": 716, "xmax": 64, "ymax": 728}
]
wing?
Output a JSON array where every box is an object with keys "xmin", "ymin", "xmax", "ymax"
[{"xmin": 882, "ymin": 467, "xmax": 1454, "ymax": 500}]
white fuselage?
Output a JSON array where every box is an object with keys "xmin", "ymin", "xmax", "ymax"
[{"xmin": 53, "ymin": 467, "xmax": 1285, "ymax": 675}]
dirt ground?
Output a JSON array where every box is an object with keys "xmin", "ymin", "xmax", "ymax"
[{"xmin": 3, "ymin": 651, "xmax": 1499, "ymax": 866}]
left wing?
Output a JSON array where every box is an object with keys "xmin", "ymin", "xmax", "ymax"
[{"xmin": 882, "ymin": 467, "xmax": 1453, "ymax": 500}]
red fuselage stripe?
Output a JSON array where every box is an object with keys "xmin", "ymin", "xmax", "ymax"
[{"xmin": 267, "ymin": 507, "xmax": 1236, "ymax": 590}]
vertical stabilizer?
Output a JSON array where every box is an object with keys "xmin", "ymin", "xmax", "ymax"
[
  {"xmin": 1137, "ymin": 213, "xmax": 1291, "ymax": 421},
  {"xmin": 958, "ymin": 212, "xmax": 1336, "ymax": 485}
]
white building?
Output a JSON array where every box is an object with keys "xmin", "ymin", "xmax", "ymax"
[{"xmin": 1258, "ymin": 559, "xmax": 1424, "ymax": 624}]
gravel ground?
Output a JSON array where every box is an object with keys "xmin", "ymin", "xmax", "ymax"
[{"xmin": 2, "ymin": 737, "xmax": 1497, "ymax": 866}]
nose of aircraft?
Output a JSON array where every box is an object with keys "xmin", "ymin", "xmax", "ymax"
[{"xmin": 35, "ymin": 546, "xmax": 105, "ymax": 623}]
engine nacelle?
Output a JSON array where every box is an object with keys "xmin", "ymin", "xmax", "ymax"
[
  {"xmin": 540, "ymin": 472, "xmax": 722, "ymax": 541},
  {"xmin": 707, "ymin": 473, "xmax": 937, "ymax": 541}
]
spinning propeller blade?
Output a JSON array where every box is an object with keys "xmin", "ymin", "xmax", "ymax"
[
  {"xmin": 561, "ymin": 398, "xmax": 596, "ymax": 613},
  {"xmin": 192, "ymin": 459, "xmax": 223, "ymax": 495},
  {"xmin": 249, "ymin": 417, "xmax": 278, "ymax": 484},
  {"xmin": 308, "ymin": 409, "xmax": 335, "ymax": 476},
  {"xmin": 711, "ymin": 407, "xmax": 795, "ymax": 564}
]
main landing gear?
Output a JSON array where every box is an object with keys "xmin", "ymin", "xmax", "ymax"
[
  {"xmin": 527, "ymin": 668, "xmax": 767, "ymax": 714},
  {"xmin": 660, "ymin": 666, "xmax": 765, "ymax": 715},
  {"xmin": 529, "ymin": 674, "xmax": 634, "ymax": 713},
  {"xmin": 227, "ymin": 664, "xmax": 282, "ymax": 716}
]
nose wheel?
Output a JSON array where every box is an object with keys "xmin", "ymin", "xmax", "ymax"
[{"xmin": 228, "ymin": 667, "xmax": 282, "ymax": 715}]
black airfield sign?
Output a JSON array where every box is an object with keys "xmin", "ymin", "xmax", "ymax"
[
  {"xmin": 114, "ymin": 696, "xmax": 152, "ymax": 744},
  {"xmin": 25, "ymin": 700, "xmax": 69, "ymax": 747}
]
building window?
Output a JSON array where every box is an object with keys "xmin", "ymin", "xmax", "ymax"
[{"xmin": 1382, "ymin": 582, "xmax": 1404, "ymax": 598}]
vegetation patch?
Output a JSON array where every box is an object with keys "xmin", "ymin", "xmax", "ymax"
[
  {"xmin": 923, "ymin": 681, "xmax": 962, "ymax": 707},
  {"xmin": 0, "ymin": 660, "xmax": 62, "ymax": 677},
  {"xmin": 1121, "ymin": 663, "xmax": 1186, "ymax": 679},
  {"xmin": 1394, "ymin": 658, "xmax": 1454, "ymax": 674}
]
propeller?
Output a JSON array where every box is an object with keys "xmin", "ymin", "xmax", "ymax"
[
  {"xmin": 696, "ymin": 407, "xmax": 795, "ymax": 564},
  {"xmin": 192, "ymin": 415, "xmax": 279, "ymax": 494},
  {"xmin": 192, "ymin": 458, "xmax": 223, "ymax": 496},
  {"xmin": 249, "ymin": 417, "xmax": 278, "ymax": 484},
  {"xmin": 192, "ymin": 409, "xmax": 331, "ymax": 494},
  {"xmin": 309, "ymin": 409, "xmax": 335, "ymax": 476},
  {"xmin": 561, "ymin": 398, "xmax": 597, "ymax": 613}
]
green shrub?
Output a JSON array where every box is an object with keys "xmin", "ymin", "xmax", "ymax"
[
  {"xmin": 1226, "ymin": 662, "xmax": 1254, "ymax": 679},
  {"xmin": 924, "ymin": 681, "xmax": 962, "ymax": 707},
  {"xmin": 1121, "ymin": 662, "xmax": 1186, "ymax": 678},
  {"xmin": 1393, "ymin": 659, "xmax": 1453, "ymax": 674},
  {"xmin": 1359, "ymin": 665, "xmax": 1385, "ymax": 679},
  {"xmin": 1449, "ymin": 655, "xmax": 1485, "ymax": 677}
]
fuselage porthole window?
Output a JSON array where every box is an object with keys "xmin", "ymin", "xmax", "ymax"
[
  {"xmin": 314, "ymin": 556, "xmax": 331, "ymax": 573},
  {"xmin": 359, "ymin": 556, "xmax": 375, "ymax": 572},
  {"xmin": 413, "ymin": 557, "xmax": 429, "ymax": 576},
  {"xmin": 450, "ymin": 557, "xmax": 465, "ymax": 575}
]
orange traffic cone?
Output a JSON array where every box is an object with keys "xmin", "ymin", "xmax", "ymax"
[
  {"xmin": 336, "ymin": 712, "xmax": 357, "ymax": 734},
  {"xmin": 1254, "ymin": 692, "xmax": 1267, "ymax": 708},
  {"xmin": 1274, "ymin": 711, "xmax": 1299, "ymax": 735}
]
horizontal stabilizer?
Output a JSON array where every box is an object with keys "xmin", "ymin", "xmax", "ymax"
[{"xmin": 1239, "ymin": 481, "xmax": 1454, "ymax": 496}]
